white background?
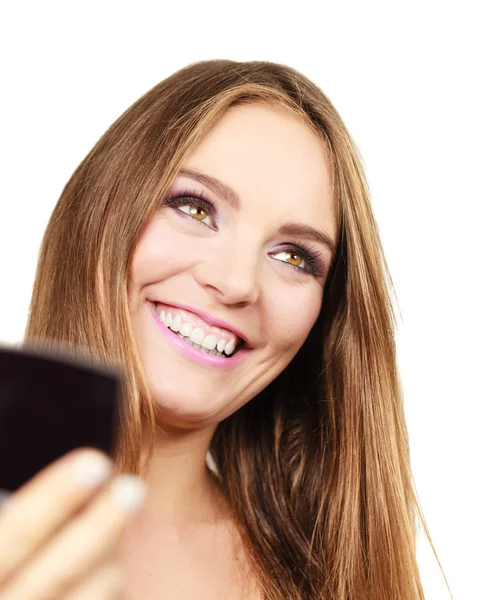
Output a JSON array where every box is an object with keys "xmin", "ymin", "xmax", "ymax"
[{"xmin": 0, "ymin": 2, "xmax": 490, "ymax": 598}]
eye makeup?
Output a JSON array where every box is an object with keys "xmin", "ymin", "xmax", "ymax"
[
  {"xmin": 162, "ymin": 189, "xmax": 327, "ymax": 277},
  {"xmin": 163, "ymin": 189, "xmax": 219, "ymax": 230},
  {"xmin": 274, "ymin": 241, "xmax": 326, "ymax": 278}
]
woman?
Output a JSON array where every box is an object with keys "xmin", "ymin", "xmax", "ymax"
[{"xmin": 1, "ymin": 60, "xmax": 449, "ymax": 598}]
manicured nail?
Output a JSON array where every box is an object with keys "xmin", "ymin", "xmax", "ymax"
[
  {"xmin": 111, "ymin": 475, "xmax": 147, "ymax": 512},
  {"xmin": 0, "ymin": 490, "xmax": 11, "ymax": 509},
  {"xmin": 72, "ymin": 452, "xmax": 113, "ymax": 487}
]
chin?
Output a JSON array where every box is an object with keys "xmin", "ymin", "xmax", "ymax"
[{"xmin": 143, "ymin": 375, "xmax": 231, "ymax": 428}]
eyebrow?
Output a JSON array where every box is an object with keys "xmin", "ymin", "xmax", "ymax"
[
  {"xmin": 177, "ymin": 167, "xmax": 337, "ymax": 255},
  {"xmin": 277, "ymin": 222, "xmax": 336, "ymax": 255},
  {"xmin": 179, "ymin": 168, "xmax": 241, "ymax": 209}
]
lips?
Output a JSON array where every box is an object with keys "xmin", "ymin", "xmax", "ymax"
[
  {"xmin": 155, "ymin": 303, "xmax": 242, "ymax": 356},
  {"xmin": 147, "ymin": 301, "xmax": 250, "ymax": 368},
  {"xmin": 149, "ymin": 299, "xmax": 252, "ymax": 348}
]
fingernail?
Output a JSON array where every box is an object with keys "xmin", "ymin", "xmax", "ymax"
[
  {"xmin": 72, "ymin": 452, "xmax": 113, "ymax": 487},
  {"xmin": 111, "ymin": 475, "xmax": 147, "ymax": 512},
  {"xmin": 0, "ymin": 490, "xmax": 11, "ymax": 509}
]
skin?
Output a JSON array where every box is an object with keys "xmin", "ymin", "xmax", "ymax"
[
  {"xmin": 0, "ymin": 103, "xmax": 337, "ymax": 600},
  {"xmin": 126, "ymin": 103, "xmax": 337, "ymax": 535}
]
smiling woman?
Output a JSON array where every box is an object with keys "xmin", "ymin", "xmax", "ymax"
[
  {"xmin": 22, "ymin": 60, "xmax": 450, "ymax": 599},
  {"xmin": 128, "ymin": 104, "xmax": 336, "ymax": 443}
]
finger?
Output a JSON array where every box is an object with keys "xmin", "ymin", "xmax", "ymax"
[
  {"xmin": 0, "ymin": 448, "xmax": 113, "ymax": 586},
  {"xmin": 62, "ymin": 560, "xmax": 124, "ymax": 600},
  {"xmin": 0, "ymin": 490, "xmax": 10, "ymax": 509},
  {"xmin": 0, "ymin": 475, "xmax": 146, "ymax": 600}
]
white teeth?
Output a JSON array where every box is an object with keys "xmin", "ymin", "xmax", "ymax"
[
  {"xmin": 190, "ymin": 328, "xmax": 205, "ymax": 345},
  {"xmin": 156, "ymin": 307, "xmax": 167, "ymax": 324},
  {"xmin": 170, "ymin": 315, "xmax": 182, "ymax": 332},
  {"xmin": 179, "ymin": 322, "xmax": 193, "ymax": 336},
  {"xmin": 202, "ymin": 334, "xmax": 217, "ymax": 350},
  {"xmin": 224, "ymin": 340, "xmax": 236, "ymax": 356},
  {"xmin": 156, "ymin": 305, "xmax": 241, "ymax": 357},
  {"xmin": 177, "ymin": 333, "xmax": 233, "ymax": 357}
]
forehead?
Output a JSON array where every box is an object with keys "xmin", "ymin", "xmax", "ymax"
[{"xmin": 182, "ymin": 103, "xmax": 336, "ymax": 232}]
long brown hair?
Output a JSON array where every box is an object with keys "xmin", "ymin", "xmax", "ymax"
[{"xmin": 24, "ymin": 60, "xmax": 452, "ymax": 599}]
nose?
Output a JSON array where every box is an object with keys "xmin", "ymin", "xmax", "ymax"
[{"xmin": 193, "ymin": 243, "xmax": 261, "ymax": 307}]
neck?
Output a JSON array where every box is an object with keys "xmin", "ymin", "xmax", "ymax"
[{"xmin": 134, "ymin": 419, "xmax": 230, "ymax": 527}]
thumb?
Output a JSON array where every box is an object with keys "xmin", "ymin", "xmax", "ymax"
[{"xmin": 0, "ymin": 489, "xmax": 11, "ymax": 509}]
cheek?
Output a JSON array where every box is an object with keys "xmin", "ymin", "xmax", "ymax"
[
  {"xmin": 130, "ymin": 219, "xmax": 191, "ymax": 286},
  {"xmin": 268, "ymin": 286, "xmax": 322, "ymax": 355}
]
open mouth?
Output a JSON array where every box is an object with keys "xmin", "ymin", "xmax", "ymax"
[
  {"xmin": 153, "ymin": 302, "xmax": 245, "ymax": 358},
  {"xmin": 172, "ymin": 330, "xmax": 244, "ymax": 358}
]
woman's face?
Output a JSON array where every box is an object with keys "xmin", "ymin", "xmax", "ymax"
[{"xmin": 129, "ymin": 103, "xmax": 337, "ymax": 429}]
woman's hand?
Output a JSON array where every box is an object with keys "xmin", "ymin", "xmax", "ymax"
[{"xmin": 0, "ymin": 448, "xmax": 146, "ymax": 599}]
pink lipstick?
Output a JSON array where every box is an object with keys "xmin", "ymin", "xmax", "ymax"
[{"xmin": 147, "ymin": 301, "xmax": 250, "ymax": 369}]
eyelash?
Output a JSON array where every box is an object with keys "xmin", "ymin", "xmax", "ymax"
[
  {"xmin": 162, "ymin": 191, "xmax": 325, "ymax": 277},
  {"xmin": 164, "ymin": 189, "xmax": 219, "ymax": 227}
]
